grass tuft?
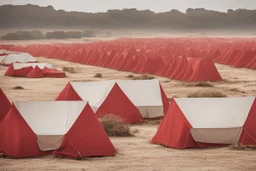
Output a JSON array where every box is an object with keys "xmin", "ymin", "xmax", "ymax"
[
  {"xmin": 13, "ymin": 86, "xmax": 24, "ymax": 90},
  {"xmin": 99, "ymin": 115, "xmax": 133, "ymax": 137},
  {"xmin": 187, "ymin": 90, "xmax": 227, "ymax": 98}
]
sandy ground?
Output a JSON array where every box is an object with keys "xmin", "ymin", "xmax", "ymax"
[{"xmin": 0, "ymin": 56, "xmax": 256, "ymax": 171}]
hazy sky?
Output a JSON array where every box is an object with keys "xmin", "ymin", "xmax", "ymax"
[{"xmin": 0, "ymin": 0, "xmax": 255, "ymax": 12}]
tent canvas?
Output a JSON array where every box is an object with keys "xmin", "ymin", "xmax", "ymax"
[
  {"xmin": 152, "ymin": 97, "xmax": 256, "ymax": 148},
  {"xmin": 0, "ymin": 101, "xmax": 116, "ymax": 158}
]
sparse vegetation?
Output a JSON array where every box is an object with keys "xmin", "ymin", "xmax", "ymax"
[
  {"xmin": 132, "ymin": 74, "xmax": 155, "ymax": 80},
  {"xmin": 187, "ymin": 90, "xmax": 227, "ymax": 98},
  {"xmin": 185, "ymin": 82, "xmax": 214, "ymax": 87},
  {"xmin": 99, "ymin": 115, "xmax": 133, "ymax": 137},
  {"xmin": 65, "ymin": 31, "xmax": 82, "ymax": 39},
  {"xmin": 231, "ymin": 144, "xmax": 256, "ymax": 150},
  {"xmin": 230, "ymin": 88, "xmax": 246, "ymax": 93},
  {"xmin": 62, "ymin": 67, "xmax": 75, "ymax": 73},
  {"xmin": 132, "ymin": 129, "xmax": 139, "ymax": 134},
  {"xmin": 45, "ymin": 31, "xmax": 66, "ymax": 39},
  {"xmin": 127, "ymin": 74, "xmax": 135, "ymax": 78},
  {"xmin": 94, "ymin": 73, "xmax": 103, "ymax": 78},
  {"xmin": 13, "ymin": 86, "xmax": 24, "ymax": 90}
]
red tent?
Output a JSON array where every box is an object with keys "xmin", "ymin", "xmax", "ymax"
[
  {"xmin": 53, "ymin": 104, "xmax": 116, "ymax": 158},
  {"xmin": 27, "ymin": 66, "xmax": 44, "ymax": 78},
  {"xmin": 96, "ymin": 83, "xmax": 143, "ymax": 124},
  {"xmin": 0, "ymin": 105, "xmax": 48, "ymax": 157},
  {"xmin": 0, "ymin": 89, "xmax": 11, "ymax": 121},
  {"xmin": 5, "ymin": 64, "xmax": 33, "ymax": 77},
  {"xmin": 152, "ymin": 97, "xmax": 256, "ymax": 149}
]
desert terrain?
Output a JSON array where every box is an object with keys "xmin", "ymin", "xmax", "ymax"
[{"xmin": 0, "ymin": 45, "xmax": 256, "ymax": 171}]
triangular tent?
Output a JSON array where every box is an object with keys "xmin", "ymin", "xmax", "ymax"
[
  {"xmin": 96, "ymin": 83, "xmax": 143, "ymax": 124},
  {"xmin": 27, "ymin": 66, "xmax": 44, "ymax": 78},
  {"xmin": 54, "ymin": 104, "xmax": 116, "ymax": 158},
  {"xmin": 152, "ymin": 97, "xmax": 256, "ymax": 148}
]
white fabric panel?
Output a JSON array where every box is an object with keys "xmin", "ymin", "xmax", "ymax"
[
  {"xmin": 37, "ymin": 135, "xmax": 64, "ymax": 151},
  {"xmin": 0, "ymin": 56, "xmax": 5, "ymax": 63},
  {"xmin": 15, "ymin": 101, "xmax": 86, "ymax": 135},
  {"xmin": 71, "ymin": 81, "xmax": 115, "ymax": 107},
  {"xmin": 137, "ymin": 106, "xmax": 164, "ymax": 118},
  {"xmin": 116, "ymin": 79, "xmax": 163, "ymax": 106},
  {"xmin": 175, "ymin": 97, "xmax": 255, "ymax": 128},
  {"xmin": 2, "ymin": 53, "xmax": 36, "ymax": 64},
  {"xmin": 190, "ymin": 127, "xmax": 243, "ymax": 144},
  {"xmin": 13, "ymin": 63, "xmax": 53, "ymax": 70}
]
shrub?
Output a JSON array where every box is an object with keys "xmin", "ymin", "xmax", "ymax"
[
  {"xmin": 30, "ymin": 30, "xmax": 44, "ymax": 39},
  {"xmin": 65, "ymin": 31, "xmax": 82, "ymax": 39},
  {"xmin": 13, "ymin": 86, "xmax": 24, "ymax": 90},
  {"xmin": 62, "ymin": 67, "xmax": 75, "ymax": 73},
  {"xmin": 132, "ymin": 74, "xmax": 155, "ymax": 80},
  {"xmin": 82, "ymin": 30, "xmax": 96, "ymax": 37},
  {"xmin": 45, "ymin": 31, "xmax": 66, "ymax": 39},
  {"xmin": 185, "ymin": 82, "xmax": 214, "ymax": 87},
  {"xmin": 99, "ymin": 115, "xmax": 133, "ymax": 137},
  {"xmin": 187, "ymin": 90, "xmax": 227, "ymax": 98},
  {"xmin": 94, "ymin": 73, "xmax": 102, "ymax": 78},
  {"xmin": 1, "ymin": 33, "xmax": 19, "ymax": 40}
]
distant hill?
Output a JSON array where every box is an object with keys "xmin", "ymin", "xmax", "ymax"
[{"xmin": 1, "ymin": 4, "xmax": 256, "ymax": 30}]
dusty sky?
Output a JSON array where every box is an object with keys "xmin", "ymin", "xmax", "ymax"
[{"xmin": 0, "ymin": 0, "xmax": 255, "ymax": 12}]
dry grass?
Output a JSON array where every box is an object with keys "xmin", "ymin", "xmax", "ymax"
[
  {"xmin": 143, "ymin": 118, "xmax": 162, "ymax": 125},
  {"xmin": 187, "ymin": 90, "xmax": 227, "ymax": 98},
  {"xmin": 230, "ymin": 144, "xmax": 256, "ymax": 151},
  {"xmin": 132, "ymin": 74, "xmax": 155, "ymax": 80},
  {"xmin": 12, "ymin": 86, "xmax": 24, "ymax": 90},
  {"xmin": 94, "ymin": 73, "xmax": 103, "ymax": 78},
  {"xmin": 184, "ymin": 82, "xmax": 214, "ymax": 87},
  {"xmin": 230, "ymin": 88, "xmax": 246, "ymax": 93},
  {"xmin": 62, "ymin": 67, "xmax": 75, "ymax": 73},
  {"xmin": 132, "ymin": 129, "xmax": 140, "ymax": 134},
  {"xmin": 99, "ymin": 115, "xmax": 133, "ymax": 137},
  {"xmin": 127, "ymin": 74, "xmax": 135, "ymax": 78}
]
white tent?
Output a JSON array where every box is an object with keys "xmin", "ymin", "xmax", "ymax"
[{"xmin": 0, "ymin": 53, "xmax": 36, "ymax": 65}]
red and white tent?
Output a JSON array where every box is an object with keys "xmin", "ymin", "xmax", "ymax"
[
  {"xmin": 0, "ymin": 53, "xmax": 36, "ymax": 66},
  {"xmin": 56, "ymin": 79, "xmax": 169, "ymax": 119},
  {"xmin": 152, "ymin": 97, "xmax": 256, "ymax": 148},
  {"xmin": 0, "ymin": 101, "xmax": 116, "ymax": 158},
  {"xmin": 5, "ymin": 63, "xmax": 66, "ymax": 78}
]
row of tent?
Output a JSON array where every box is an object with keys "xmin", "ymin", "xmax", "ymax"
[
  {"xmin": 1, "ymin": 86, "xmax": 256, "ymax": 158},
  {"xmin": 0, "ymin": 50, "xmax": 66, "ymax": 78},
  {"xmin": 0, "ymin": 41, "xmax": 223, "ymax": 81}
]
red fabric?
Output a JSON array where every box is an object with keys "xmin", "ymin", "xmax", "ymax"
[
  {"xmin": 5, "ymin": 64, "xmax": 33, "ymax": 77},
  {"xmin": 26, "ymin": 66, "xmax": 44, "ymax": 78},
  {"xmin": 159, "ymin": 84, "xmax": 169, "ymax": 115},
  {"xmin": 0, "ymin": 53, "xmax": 7, "ymax": 56},
  {"xmin": 239, "ymin": 99, "xmax": 256, "ymax": 145},
  {"xmin": 43, "ymin": 67, "xmax": 66, "ymax": 78},
  {"xmin": 53, "ymin": 104, "xmax": 116, "ymax": 159},
  {"xmin": 187, "ymin": 58, "xmax": 222, "ymax": 81},
  {"xmin": 151, "ymin": 100, "xmax": 199, "ymax": 148},
  {"xmin": 96, "ymin": 83, "xmax": 143, "ymax": 124},
  {"xmin": 56, "ymin": 82, "xmax": 82, "ymax": 101},
  {"xmin": 0, "ymin": 105, "xmax": 47, "ymax": 157},
  {"xmin": 0, "ymin": 89, "xmax": 11, "ymax": 121}
]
